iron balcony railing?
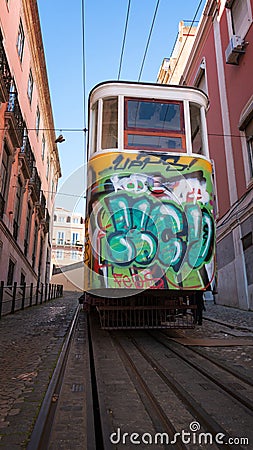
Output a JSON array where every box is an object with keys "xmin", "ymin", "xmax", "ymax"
[
  {"xmin": 36, "ymin": 190, "xmax": 46, "ymax": 220},
  {"xmin": 19, "ymin": 135, "xmax": 34, "ymax": 179},
  {"xmin": 0, "ymin": 32, "xmax": 12, "ymax": 101},
  {"xmin": 41, "ymin": 208, "xmax": 50, "ymax": 233},
  {"xmin": 6, "ymin": 90, "xmax": 24, "ymax": 146},
  {"xmin": 29, "ymin": 167, "xmax": 41, "ymax": 202}
]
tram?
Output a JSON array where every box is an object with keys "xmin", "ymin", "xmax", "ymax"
[{"xmin": 83, "ymin": 81, "xmax": 216, "ymax": 329}]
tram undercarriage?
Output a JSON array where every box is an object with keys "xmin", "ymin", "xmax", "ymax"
[{"xmin": 84, "ymin": 291, "xmax": 197, "ymax": 330}]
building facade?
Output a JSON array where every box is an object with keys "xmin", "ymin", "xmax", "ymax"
[
  {"xmin": 157, "ymin": 21, "xmax": 198, "ymax": 84},
  {"xmin": 52, "ymin": 207, "xmax": 84, "ymax": 268},
  {"xmin": 0, "ymin": 0, "xmax": 61, "ymax": 288},
  {"xmin": 158, "ymin": 0, "xmax": 253, "ymax": 310}
]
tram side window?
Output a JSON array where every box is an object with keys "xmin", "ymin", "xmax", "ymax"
[
  {"xmin": 102, "ymin": 97, "xmax": 118, "ymax": 149},
  {"xmin": 190, "ymin": 103, "xmax": 202, "ymax": 154},
  {"xmin": 91, "ymin": 101, "xmax": 98, "ymax": 153}
]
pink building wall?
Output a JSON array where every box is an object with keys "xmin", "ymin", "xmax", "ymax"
[
  {"xmin": 181, "ymin": 0, "xmax": 253, "ymax": 309},
  {"xmin": 0, "ymin": 0, "xmax": 61, "ymax": 291}
]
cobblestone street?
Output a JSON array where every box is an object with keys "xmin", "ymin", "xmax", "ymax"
[
  {"xmin": 0, "ymin": 294, "xmax": 253, "ymax": 449},
  {"xmin": 0, "ymin": 292, "xmax": 80, "ymax": 449}
]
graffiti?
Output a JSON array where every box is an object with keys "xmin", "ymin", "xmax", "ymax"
[
  {"xmin": 85, "ymin": 152, "xmax": 215, "ymax": 290},
  {"xmin": 102, "ymin": 153, "xmax": 199, "ymax": 174},
  {"xmin": 97, "ymin": 193, "xmax": 214, "ymax": 272}
]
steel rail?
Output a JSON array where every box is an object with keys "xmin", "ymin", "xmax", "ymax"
[
  {"xmin": 27, "ymin": 304, "xmax": 80, "ymax": 450},
  {"xmin": 125, "ymin": 332, "xmax": 245, "ymax": 450},
  {"xmin": 152, "ymin": 331, "xmax": 253, "ymax": 412}
]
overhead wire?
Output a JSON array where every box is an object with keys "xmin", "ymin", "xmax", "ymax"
[
  {"xmin": 138, "ymin": 0, "xmax": 161, "ymax": 82},
  {"xmin": 118, "ymin": 0, "xmax": 132, "ymax": 80}
]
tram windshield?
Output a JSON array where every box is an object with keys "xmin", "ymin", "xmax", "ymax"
[
  {"xmin": 127, "ymin": 100, "xmax": 182, "ymax": 131},
  {"xmin": 125, "ymin": 98, "xmax": 185, "ymax": 151}
]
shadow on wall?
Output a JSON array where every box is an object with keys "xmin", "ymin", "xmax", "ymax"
[{"xmin": 51, "ymin": 262, "xmax": 84, "ymax": 292}]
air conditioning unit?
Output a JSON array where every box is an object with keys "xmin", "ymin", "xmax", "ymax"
[{"xmin": 225, "ymin": 35, "xmax": 245, "ymax": 65}]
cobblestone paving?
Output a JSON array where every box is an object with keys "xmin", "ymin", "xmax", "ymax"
[
  {"xmin": 182, "ymin": 301, "xmax": 253, "ymax": 378},
  {"xmin": 0, "ymin": 295, "xmax": 253, "ymax": 449},
  {"xmin": 0, "ymin": 292, "xmax": 79, "ymax": 449}
]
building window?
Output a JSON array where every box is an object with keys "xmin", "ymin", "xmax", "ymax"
[
  {"xmin": 71, "ymin": 251, "xmax": 79, "ymax": 260},
  {"xmin": 13, "ymin": 177, "xmax": 23, "ymax": 241},
  {"xmin": 7, "ymin": 259, "xmax": 15, "ymax": 286},
  {"xmin": 46, "ymin": 155, "xmax": 50, "ymax": 179},
  {"xmin": 54, "ymin": 214, "xmax": 57, "ymax": 222},
  {"xmin": 246, "ymin": 135, "xmax": 253, "ymax": 178},
  {"xmin": 58, "ymin": 216, "xmax": 65, "ymax": 223},
  {"xmin": 56, "ymin": 250, "xmax": 64, "ymax": 260},
  {"xmin": 194, "ymin": 58, "xmax": 207, "ymax": 94},
  {"xmin": 20, "ymin": 272, "xmax": 26, "ymax": 286},
  {"xmin": 72, "ymin": 232, "xmax": 79, "ymax": 245},
  {"xmin": 0, "ymin": 143, "xmax": 11, "ymax": 217},
  {"xmin": 17, "ymin": 20, "xmax": 25, "ymax": 62},
  {"xmin": 41, "ymin": 134, "xmax": 46, "ymax": 161},
  {"xmin": 226, "ymin": 0, "xmax": 252, "ymax": 38},
  {"xmin": 24, "ymin": 204, "xmax": 32, "ymax": 257},
  {"xmin": 27, "ymin": 69, "xmax": 33, "ymax": 103},
  {"xmin": 72, "ymin": 217, "xmax": 79, "ymax": 224},
  {"xmin": 36, "ymin": 105, "xmax": 40, "ymax": 136},
  {"xmin": 57, "ymin": 231, "xmax": 64, "ymax": 245},
  {"xmin": 66, "ymin": 216, "xmax": 71, "ymax": 223},
  {"xmin": 32, "ymin": 222, "xmax": 39, "ymax": 269}
]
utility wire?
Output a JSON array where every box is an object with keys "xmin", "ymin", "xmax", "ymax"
[
  {"xmin": 118, "ymin": 0, "xmax": 131, "ymax": 80},
  {"xmin": 81, "ymin": 0, "xmax": 87, "ymax": 142},
  {"xmin": 0, "ymin": 128, "xmax": 246, "ymax": 140},
  {"xmin": 138, "ymin": 0, "xmax": 161, "ymax": 82},
  {"xmin": 169, "ymin": 0, "xmax": 204, "ymax": 81}
]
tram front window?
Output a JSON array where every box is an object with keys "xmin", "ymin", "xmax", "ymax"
[
  {"xmin": 127, "ymin": 100, "xmax": 181, "ymax": 131},
  {"xmin": 102, "ymin": 97, "xmax": 118, "ymax": 149},
  {"xmin": 125, "ymin": 98, "xmax": 185, "ymax": 151},
  {"xmin": 127, "ymin": 135, "xmax": 182, "ymax": 150}
]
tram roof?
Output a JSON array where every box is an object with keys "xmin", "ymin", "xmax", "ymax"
[{"xmin": 88, "ymin": 80, "xmax": 209, "ymax": 107}]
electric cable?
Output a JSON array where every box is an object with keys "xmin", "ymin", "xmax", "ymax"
[
  {"xmin": 118, "ymin": 0, "xmax": 132, "ymax": 80},
  {"xmin": 137, "ymin": 0, "xmax": 161, "ymax": 82}
]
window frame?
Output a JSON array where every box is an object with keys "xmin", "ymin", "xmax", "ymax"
[
  {"xmin": 27, "ymin": 69, "xmax": 33, "ymax": 103},
  {"xmin": 17, "ymin": 20, "xmax": 25, "ymax": 62},
  {"xmin": 226, "ymin": 0, "xmax": 252, "ymax": 39},
  {"xmin": 36, "ymin": 105, "xmax": 40, "ymax": 136},
  {"xmin": 124, "ymin": 97, "xmax": 186, "ymax": 152}
]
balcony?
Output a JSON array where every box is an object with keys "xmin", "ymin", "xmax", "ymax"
[
  {"xmin": 5, "ymin": 91, "xmax": 24, "ymax": 148},
  {"xmin": 0, "ymin": 33, "xmax": 12, "ymax": 102},
  {"xmin": 19, "ymin": 136, "xmax": 34, "ymax": 179},
  {"xmin": 29, "ymin": 167, "xmax": 41, "ymax": 203},
  {"xmin": 42, "ymin": 209, "xmax": 50, "ymax": 234},
  {"xmin": 36, "ymin": 190, "xmax": 46, "ymax": 220}
]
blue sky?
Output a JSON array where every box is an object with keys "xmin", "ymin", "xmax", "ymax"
[{"xmin": 37, "ymin": 0, "xmax": 205, "ymax": 211}]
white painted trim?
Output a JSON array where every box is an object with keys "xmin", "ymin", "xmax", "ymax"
[
  {"xmin": 118, "ymin": 95, "xmax": 124, "ymax": 150},
  {"xmin": 201, "ymin": 106, "xmax": 209, "ymax": 158},
  {"xmin": 213, "ymin": 19, "xmax": 238, "ymax": 205},
  {"xmin": 97, "ymin": 98, "xmax": 103, "ymax": 153}
]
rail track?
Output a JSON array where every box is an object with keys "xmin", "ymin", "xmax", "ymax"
[{"xmin": 27, "ymin": 308, "xmax": 253, "ymax": 449}]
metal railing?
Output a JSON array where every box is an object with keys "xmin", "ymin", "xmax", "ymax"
[{"xmin": 0, "ymin": 281, "xmax": 63, "ymax": 319}]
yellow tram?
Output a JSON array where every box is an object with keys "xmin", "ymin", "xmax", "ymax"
[{"xmin": 83, "ymin": 81, "xmax": 216, "ymax": 329}]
